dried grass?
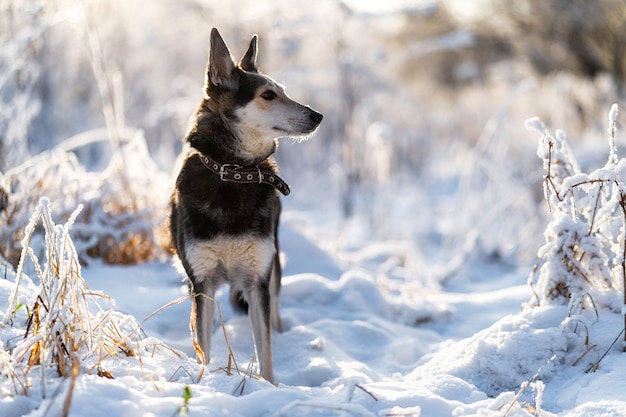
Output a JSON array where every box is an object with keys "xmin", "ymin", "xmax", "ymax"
[
  {"xmin": 0, "ymin": 129, "xmax": 170, "ymax": 267},
  {"xmin": 1, "ymin": 198, "xmax": 150, "ymax": 399}
]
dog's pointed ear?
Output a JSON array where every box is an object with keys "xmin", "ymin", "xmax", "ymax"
[
  {"xmin": 239, "ymin": 34, "xmax": 258, "ymax": 73},
  {"xmin": 207, "ymin": 28, "xmax": 237, "ymax": 90}
]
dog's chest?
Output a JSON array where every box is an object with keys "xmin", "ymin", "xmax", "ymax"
[
  {"xmin": 177, "ymin": 155, "xmax": 278, "ymax": 236},
  {"xmin": 185, "ymin": 235, "xmax": 275, "ymax": 282}
]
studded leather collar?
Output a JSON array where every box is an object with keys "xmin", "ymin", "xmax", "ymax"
[{"xmin": 198, "ymin": 153, "xmax": 290, "ymax": 196}]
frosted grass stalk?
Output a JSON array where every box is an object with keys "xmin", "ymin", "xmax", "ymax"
[{"xmin": 608, "ymin": 104, "xmax": 619, "ymax": 166}]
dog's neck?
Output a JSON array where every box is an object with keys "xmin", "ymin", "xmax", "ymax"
[
  {"xmin": 236, "ymin": 135, "xmax": 278, "ymax": 165},
  {"xmin": 189, "ymin": 104, "xmax": 278, "ymax": 166},
  {"xmin": 188, "ymin": 132, "xmax": 276, "ymax": 167}
]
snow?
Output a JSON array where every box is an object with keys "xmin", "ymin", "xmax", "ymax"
[
  {"xmin": 2, "ymin": 205, "xmax": 626, "ymax": 416},
  {"xmin": 523, "ymin": 117, "xmax": 547, "ymax": 136},
  {"xmin": 609, "ymin": 104, "xmax": 619, "ymax": 125},
  {"xmin": 2, "ymin": 1, "xmax": 626, "ymax": 416}
]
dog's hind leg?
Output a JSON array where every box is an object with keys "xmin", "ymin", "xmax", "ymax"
[
  {"xmin": 191, "ymin": 279, "xmax": 216, "ymax": 366},
  {"xmin": 246, "ymin": 279, "xmax": 274, "ymax": 383}
]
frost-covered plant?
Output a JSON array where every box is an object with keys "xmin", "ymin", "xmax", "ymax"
[
  {"xmin": 525, "ymin": 105, "xmax": 624, "ymax": 317},
  {"xmin": 0, "ymin": 129, "xmax": 169, "ymax": 266},
  {"xmin": 1, "ymin": 0, "xmax": 171, "ymax": 267},
  {"xmin": 0, "ymin": 0, "xmax": 45, "ymax": 171},
  {"xmin": 1, "ymin": 198, "xmax": 145, "ymax": 397}
]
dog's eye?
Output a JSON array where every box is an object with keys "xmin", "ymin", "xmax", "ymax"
[{"xmin": 260, "ymin": 90, "xmax": 277, "ymax": 101}]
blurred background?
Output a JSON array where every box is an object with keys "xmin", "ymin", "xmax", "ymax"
[{"xmin": 1, "ymin": 0, "xmax": 625, "ymax": 283}]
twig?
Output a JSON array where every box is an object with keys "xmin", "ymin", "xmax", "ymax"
[
  {"xmin": 61, "ymin": 356, "xmax": 80, "ymax": 417},
  {"xmin": 168, "ymin": 366, "xmax": 196, "ymax": 384},
  {"xmin": 233, "ymin": 356, "xmax": 256, "ymax": 396},
  {"xmin": 584, "ymin": 183, "xmax": 603, "ymax": 247},
  {"xmin": 544, "ymin": 140, "xmax": 559, "ymax": 211},
  {"xmin": 355, "ymin": 384, "xmax": 378, "ymax": 402},
  {"xmin": 564, "ymin": 318, "xmax": 590, "ymax": 345},
  {"xmin": 136, "ymin": 337, "xmax": 144, "ymax": 380},
  {"xmin": 138, "ymin": 295, "xmax": 191, "ymax": 329},
  {"xmin": 572, "ymin": 343, "xmax": 597, "ymax": 366},
  {"xmin": 586, "ymin": 328, "xmax": 625, "ymax": 373},
  {"xmin": 502, "ymin": 354, "xmax": 556, "ymax": 417},
  {"xmin": 619, "ymin": 192, "xmax": 626, "ymax": 351},
  {"xmin": 215, "ymin": 300, "xmax": 239, "ymax": 376},
  {"xmin": 187, "ymin": 291, "xmax": 240, "ymax": 381}
]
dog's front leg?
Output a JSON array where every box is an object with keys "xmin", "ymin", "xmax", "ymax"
[
  {"xmin": 269, "ymin": 253, "xmax": 282, "ymax": 332},
  {"xmin": 246, "ymin": 279, "xmax": 274, "ymax": 384},
  {"xmin": 192, "ymin": 279, "xmax": 216, "ymax": 365}
]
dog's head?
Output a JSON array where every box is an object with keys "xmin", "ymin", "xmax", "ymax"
[{"xmin": 202, "ymin": 28, "xmax": 323, "ymax": 161}]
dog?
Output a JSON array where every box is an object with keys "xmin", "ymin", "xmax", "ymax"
[{"xmin": 169, "ymin": 28, "xmax": 323, "ymax": 383}]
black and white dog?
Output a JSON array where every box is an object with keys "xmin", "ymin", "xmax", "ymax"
[{"xmin": 169, "ymin": 28, "xmax": 322, "ymax": 383}]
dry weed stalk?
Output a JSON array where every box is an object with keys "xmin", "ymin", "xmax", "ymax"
[
  {"xmin": 0, "ymin": 348, "xmax": 28, "ymax": 396},
  {"xmin": 187, "ymin": 291, "xmax": 241, "ymax": 382},
  {"xmin": 1, "ymin": 197, "xmax": 157, "ymax": 404},
  {"xmin": 502, "ymin": 355, "xmax": 556, "ymax": 417},
  {"xmin": 82, "ymin": 0, "xmax": 134, "ymax": 206}
]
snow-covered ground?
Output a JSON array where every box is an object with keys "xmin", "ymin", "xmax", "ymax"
[
  {"xmin": 1, "ymin": 199, "xmax": 625, "ymax": 417},
  {"xmin": 2, "ymin": 1, "xmax": 626, "ymax": 416}
]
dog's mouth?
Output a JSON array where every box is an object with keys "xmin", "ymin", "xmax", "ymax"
[
  {"xmin": 300, "ymin": 125, "xmax": 321, "ymax": 134},
  {"xmin": 273, "ymin": 120, "xmax": 322, "ymax": 136},
  {"xmin": 273, "ymin": 126, "xmax": 320, "ymax": 137}
]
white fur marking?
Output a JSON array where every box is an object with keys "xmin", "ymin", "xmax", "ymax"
[
  {"xmin": 233, "ymin": 78, "xmax": 315, "ymax": 161},
  {"xmin": 234, "ymin": 104, "xmax": 279, "ymax": 159},
  {"xmin": 185, "ymin": 236, "xmax": 275, "ymax": 282}
]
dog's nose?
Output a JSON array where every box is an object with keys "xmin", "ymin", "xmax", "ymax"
[{"xmin": 310, "ymin": 111, "xmax": 323, "ymax": 124}]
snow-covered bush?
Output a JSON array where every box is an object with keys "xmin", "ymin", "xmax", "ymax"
[
  {"xmin": 526, "ymin": 105, "xmax": 624, "ymax": 314},
  {"xmin": 0, "ymin": 129, "xmax": 170, "ymax": 266}
]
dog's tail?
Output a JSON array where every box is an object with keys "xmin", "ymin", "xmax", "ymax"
[
  {"xmin": 164, "ymin": 198, "xmax": 180, "ymax": 255},
  {"xmin": 229, "ymin": 288, "xmax": 249, "ymax": 314}
]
